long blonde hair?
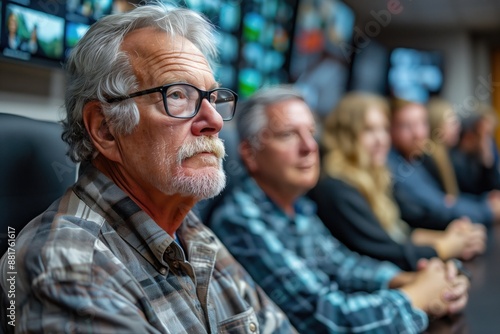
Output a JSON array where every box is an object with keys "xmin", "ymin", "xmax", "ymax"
[
  {"xmin": 322, "ymin": 92, "xmax": 403, "ymax": 236},
  {"xmin": 425, "ymin": 97, "xmax": 460, "ymax": 197}
]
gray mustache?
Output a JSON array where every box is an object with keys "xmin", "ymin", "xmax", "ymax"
[{"xmin": 177, "ymin": 136, "xmax": 226, "ymax": 163}]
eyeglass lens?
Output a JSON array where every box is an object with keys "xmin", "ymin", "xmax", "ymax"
[{"xmin": 164, "ymin": 84, "xmax": 235, "ymax": 120}]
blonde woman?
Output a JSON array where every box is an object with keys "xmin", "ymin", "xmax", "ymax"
[
  {"xmin": 308, "ymin": 92, "xmax": 486, "ymax": 271},
  {"xmin": 423, "ymin": 97, "xmax": 461, "ymax": 200}
]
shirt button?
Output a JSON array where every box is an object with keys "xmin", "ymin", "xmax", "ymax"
[
  {"xmin": 249, "ymin": 322, "xmax": 257, "ymax": 332},
  {"xmin": 159, "ymin": 268, "xmax": 167, "ymax": 275}
]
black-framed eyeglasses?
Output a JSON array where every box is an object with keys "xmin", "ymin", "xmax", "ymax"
[{"xmin": 106, "ymin": 83, "xmax": 238, "ymax": 121}]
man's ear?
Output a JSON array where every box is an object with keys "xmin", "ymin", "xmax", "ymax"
[
  {"xmin": 82, "ymin": 101, "xmax": 121, "ymax": 162},
  {"xmin": 239, "ymin": 140, "xmax": 259, "ymax": 173}
]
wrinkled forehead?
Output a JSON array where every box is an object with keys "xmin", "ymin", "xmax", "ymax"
[{"xmin": 121, "ymin": 27, "xmax": 212, "ymax": 86}]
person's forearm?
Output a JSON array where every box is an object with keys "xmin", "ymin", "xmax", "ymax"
[
  {"xmin": 411, "ymin": 229, "xmax": 444, "ymax": 246},
  {"xmin": 388, "ymin": 271, "xmax": 416, "ymax": 288}
]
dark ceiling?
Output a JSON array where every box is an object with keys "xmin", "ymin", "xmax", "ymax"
[{"xmin": 342, "ymin": 0, "xmax": 500, "ymax": 32}]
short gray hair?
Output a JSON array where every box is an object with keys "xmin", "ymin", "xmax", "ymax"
[
  {"xmin": 235, "ymin": 85, "xmax": 305, "ymax": 148},
  {"xmin": 62, "ymin": 2, "xmax": 218, "ymax": 162}
]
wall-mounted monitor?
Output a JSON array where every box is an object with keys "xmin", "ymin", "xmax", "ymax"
[
  {"xmin": 0, "ymin": 0, "xmax": 140, "ymax": 68},
  {"xmin": 237, "ymin": 0, "xmax": 298, "ymax": 98},
  {"xmin": 66, "ymin": 0, "xmax": 113, "ymax": 23},
  {"xmin": 1, "ymin": 1, "xmax": 65, "ymax": 67},
  {"xmin": 65, "ymin": 21, "xmax": 89, "ymax": 60},
  {"xmin": 0, "ymin": 0, "xmax": 299, "ymax": 100},
  {"xmin": 388, "ymin": 47, "xmax": 444, "ymax": 103},
  {"xmin": 289, "ymin": 0, "xmax": 355, "ymax": 117}
]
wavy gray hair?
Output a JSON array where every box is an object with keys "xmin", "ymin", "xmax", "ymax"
[
  {"xmin": 62, "ymin": 3, "xmax": 218, "ymax": 162},
  {"xmin": 235, "ymin": 85, "xmax": 305, "ymax": 148}
]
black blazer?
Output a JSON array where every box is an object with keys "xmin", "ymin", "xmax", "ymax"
[
  {"xmin": 308, "ymin": 176, "xmax": 437, "ymax": 271},
  {"xmin": 449, "ymin": 147, "xmax": 500, "ymax": 195}
]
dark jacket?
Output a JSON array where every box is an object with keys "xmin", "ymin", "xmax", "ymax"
[
  {"xmin": 388, "ymin": 149, "xmax": 493, "ymax": 229},
  {"xmin": 308, "ymin": 176, "xmax": 436, "ymax": 271},
  {"xmin": 449, "ymin": 146, "xmax": 500, "ymax": 195}
]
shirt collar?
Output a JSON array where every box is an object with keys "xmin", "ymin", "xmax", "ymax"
[
  {"xmin": 240, "ymin": 174, "xmax": 317, "ymax": 218},
  {"xmin": 74, "ymin": 162, "xmax": 196, "ymax": 268}
]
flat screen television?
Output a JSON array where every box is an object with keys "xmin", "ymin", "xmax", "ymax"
[
  {"xmin": 388, "ymin": 47, "xmax": 444, "ymax": 103},
  {"xmin": 0, "ymin": 0, "xmax": 138, "ymax": 68},
  {"xmin": 1, "ymin": 1, "xmax": 65, "ymax": 67},
  {"xmin": 289, "ymin": 0, "xmax": 355, "ymax": 117},
  {"xmin": 0, "ymin": 0, "xmax": 297, "ymax": 98},
  {"xmin": 237, "ymin": 0, "xmax": 298, "ymax": 98}
]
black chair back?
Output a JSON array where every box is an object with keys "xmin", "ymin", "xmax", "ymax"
[{"xmin": 0, "ymin": 113, "xmax": 77, "ymax": 255}]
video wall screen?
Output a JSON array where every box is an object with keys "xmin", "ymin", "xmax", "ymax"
[
  {"xmin": 2, "ymin": 1, "xmax": 65, "ymax": 65},
  {"xmin": 0, "ymin": 0, "xmax": 310, "ymax": 99},
  {"xmin": 237, "ymin": 0, "xmax": 298, "ymax": 98},
  {"xmin": 289, "ymin": 0, "xmax": 355, "ymax": 117},
  {"xmin": 388, "ymin": 47, "xmax": 444, "ymax": 103},
  {"xmin": 0, "ymin": 0, "xmax": 138, "ymax": 68},
  {"xmin": 0, "ymin": 0, "xmax": 245, "ymax": 92}
]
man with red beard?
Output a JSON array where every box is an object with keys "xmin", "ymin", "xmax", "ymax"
[{"xmin": 0, "ymin": 4, "xmax": 295, "ymax": 334}]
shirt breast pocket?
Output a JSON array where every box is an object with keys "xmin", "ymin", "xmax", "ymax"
[{"xmin": 217, "ymin": 307, "xmax": 260, "ymax": 334}]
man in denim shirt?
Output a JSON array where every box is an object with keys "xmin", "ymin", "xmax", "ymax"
[
  {"xmin": 388, "ymin": 99, "xmax": 499, "ymax": 229},
  {"xmin": 208, "ymin": 85, "xmax": 470, "ymax": 333}
]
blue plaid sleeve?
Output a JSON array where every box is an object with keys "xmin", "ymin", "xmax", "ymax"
[{"xmin": 209, "ymin": 184, "xmax": 428, "ymax": 333}]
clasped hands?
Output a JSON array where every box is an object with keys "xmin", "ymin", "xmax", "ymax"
[
  {"xmin": 398, "ymin": 257, "xmax": 470, "ymax": 319},
  {"xmin": 419, "ymin": 258, "xmax": 469, "ymax": 318}
]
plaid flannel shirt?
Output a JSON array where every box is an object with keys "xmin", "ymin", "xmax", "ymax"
[
  {"xmin": 0, "ymin": 163, "xmax": 295, "ymax": 334},
  {"xmin": 209, "ymin": 175, "xmax": 428, "ymax": 334}
]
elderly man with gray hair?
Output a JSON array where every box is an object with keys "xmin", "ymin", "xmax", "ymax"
[{"xmin": 0, "ymin": 4, "xmax": 295, "ymax": 333}]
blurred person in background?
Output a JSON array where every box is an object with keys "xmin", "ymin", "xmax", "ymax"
[
  {"xmin": 410, "ymin": 97, "xmax": 500, "ymax": 221},
  {"xmin": 208, "ymin": 85, "xmax": 471, "ymax": 333},
  {"xmin": 309, "ymin": 92, "xmax": 485, "ymax": 272},
  {"xmin": 422, "ymin": 97, "xmax": 461, "ymax": 201},
  {"xmin": 387, "ymin": 99, "xmax": 500, "ymax": 230},
  {"xmin": 451, "ymin": 102, "xmax": 500, "ymax": 195}
]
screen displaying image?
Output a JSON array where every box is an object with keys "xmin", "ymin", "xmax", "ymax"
[
  {"xmin": 67, "ymin": 0, "xmax": 113, "ymax": 23},
  {"xmin": 0, "ymin": 0, "xmax": 137, "ymax": 67},
  {"xmin": 289, "ymin": 0, "xmax": 354, "ymax": 117},
  {"xmin": 290, "ymin": 0, "xmax": 354, "ymax": 79},
  {"xmin": 2, "ymin": 3, "xmax": 64, "ymax": 63},
  {"xmin": 388, "ymin": 47, "xmax": 444, "ymax": 103},
  {"xmin": 65, "ymin": 21, "xmax": 90, "ymax": 59},
  {"xmin": 238, "ymin": 0, "xmax": 297, "ymax": 98}
]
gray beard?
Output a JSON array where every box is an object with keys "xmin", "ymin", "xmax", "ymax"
[{"xmin": 147, "ymin": 136, "xmax": 227, "ymax": 199}]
